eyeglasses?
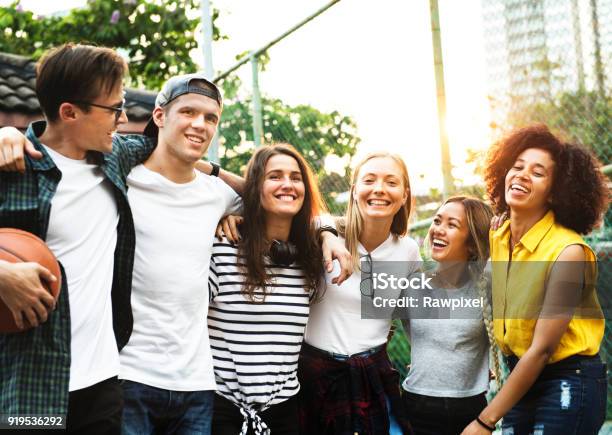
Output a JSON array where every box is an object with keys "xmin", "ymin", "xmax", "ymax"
[
  {"xmin": 359, "ymin": 253, "xmax": 374, "ymax": 298},
  {"xmin": 70, "ymin": 99, "xmax": 126, "ymax": 122}
]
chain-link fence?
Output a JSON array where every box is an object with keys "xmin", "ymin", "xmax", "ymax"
[
  {"xmin": 214, "ymin": 60, "xmax": 359, "ymax": 216},
  {"xmin": 213, "ymin": 0, "xmax": 611, "ymax": 419},
  {"xmin": 212, "ymin": 3, "xmax": 458, "ymax": 218},
  {"xmin": 211, "ymin": 0, "xmax": 358, "ymax": 216}
]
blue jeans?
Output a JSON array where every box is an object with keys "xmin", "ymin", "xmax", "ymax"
[
  {"xmin": 502, "ymin": 355, "xmax": 607, "ymax": 435},
  {"xmin": 121, "ymin": 380, "xmax": 214, "ymax": 435},
  {"xmin": 386, "ymin": 395, "xmax": 403, "ymax": 435}
]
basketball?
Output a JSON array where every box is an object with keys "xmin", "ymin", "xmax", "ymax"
[{"xmin": 0, "ymin": 228, "xmax": 61, "ymax": 333}]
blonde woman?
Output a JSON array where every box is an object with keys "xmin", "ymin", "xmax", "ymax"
[
  {"xmin": 298, "ymin": 152, "xmax": 419, "ymax": 435},
  {"xmin": 400, "ymin": 196, "xmax": 501, "ymax": 435}
]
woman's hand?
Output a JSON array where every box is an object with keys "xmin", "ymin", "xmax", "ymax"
[
  {"xmin": 490, "ymin": 211, "xmax": 508, "ymax": 231},
  {"xmin": 320, "ymin": 232, "xmax": 353, "ymax": 285},
  {"xmin": 0, "ymin": 127, "xmax": 42, "ymax": 172},
  {"xmin": 216, "ymin": 215, "xmax": 243, "ymax": 242},
  {"xmin": 461, "ymin": 419, "xmax": 493, "ymax": 435}
]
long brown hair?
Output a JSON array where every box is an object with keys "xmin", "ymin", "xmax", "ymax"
[
  {"xmin": 338, "ymin": 152, "xmax": 413, "ymax": 267},
  {"xmin": 240, "ymin": 143, "xmax": 325, "ymax": 301},
  {"xmin": 441, "ymin": 196, "xmax": 502, "ymax": 386}
]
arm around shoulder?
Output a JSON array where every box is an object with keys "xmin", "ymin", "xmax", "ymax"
[
  {"xmin": 194, "ymin": 160, "xmax": 245, "ymax": 195},
  {"xmin": 112, "ymin": 134, "xmax": 157, "ymax": 176}
]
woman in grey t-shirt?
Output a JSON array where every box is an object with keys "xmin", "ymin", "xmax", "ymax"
[{"xmin": 401, "ymin": 196, "xmax": 502, "ymax": 435}]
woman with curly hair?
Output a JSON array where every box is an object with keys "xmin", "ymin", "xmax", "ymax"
[
  {"xmin": 401, "ymin": 196, "xmax": 502, "ymax": 435},
  {"xmin": 461, "ymin": 125, "xmax": 609, "ymax": 435},
  {"xmin": 208, "ymin": 144, "xmax": 326, "ymax": 435}
]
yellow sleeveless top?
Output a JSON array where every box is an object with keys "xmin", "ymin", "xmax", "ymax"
[{"xmin": 490, "ymin": 210, "xmax": 604, "ymax": 363}]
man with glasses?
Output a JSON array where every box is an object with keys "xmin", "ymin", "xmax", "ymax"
[
  {"xmin": 0, "ymin": 43, "xmax": 155, "ymax": 434},
  {"xmin": 69, "ymin": 98, "xmax": 126, "ymax": 123}
]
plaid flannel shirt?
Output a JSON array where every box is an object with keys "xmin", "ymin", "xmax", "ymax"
[
  {"xmin": 298, "ymin": 343, "xmax": 414, "ymax": 435},
  {"xmin": 0, "ymin": 121, "xmax": 155, "ymax": 415}
]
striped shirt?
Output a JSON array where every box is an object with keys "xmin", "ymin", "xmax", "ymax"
[{"xmin": 208, "ymin": 239, "xmax": 309, "ymax": 419}]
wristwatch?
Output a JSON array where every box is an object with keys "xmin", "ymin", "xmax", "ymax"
[
  {"xmin": 318, "ymin": 225, "xmax": 339, "ymax": 237},
  {"xmin": 210, "ymin": 162, "xmax": 220, "ymax": 177}
]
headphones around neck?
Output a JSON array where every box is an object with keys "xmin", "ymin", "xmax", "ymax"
[{"xmin": 269, "ymin": 240, "xmax": 298, "ymax": 266}]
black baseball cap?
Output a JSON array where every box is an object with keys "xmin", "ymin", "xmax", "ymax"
[{"xmin": 143, "ymin": 72, "xmax": 223, "ymax": 137}]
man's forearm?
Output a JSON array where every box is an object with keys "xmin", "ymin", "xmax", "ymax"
[{"xmin": 195, "ymin": 160, "xmax": 245, "ymax": 195}]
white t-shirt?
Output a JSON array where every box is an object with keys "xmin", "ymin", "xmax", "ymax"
[
  {"xmin": 402, "ymin": 293, "xmax": 490, "ymax": 397},
  {"xmin": 305, "ymin": 234, "xmax": 421, "ymax": 355},
  {"xmin": 119, "ymin": 164, "xmax": 240, "ymax": 391},
  {"xmin": 43, "ymin": 145, "xmax": 120, "ymax": 392}
]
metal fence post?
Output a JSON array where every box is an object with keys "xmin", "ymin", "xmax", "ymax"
[
  {"xmin": 250, "ymin": 52, "xmax": 264, "ymax": 147},
  {"xmin": 201, "ymin": 0, "xmax": 219, "ymax": 162},
  {"xmin": 590, "ymin": 0, "xmax": 606, "ymax": 96},
  {"xmin": 429, "ymin": 0, "xmax": 454, "ymax": 198}
]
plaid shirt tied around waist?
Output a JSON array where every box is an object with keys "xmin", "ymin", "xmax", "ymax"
[
  {"xmin": 298, "ymin": 342, "xmax": 414, "ymax": 435},
  {"xmin": 0, "ymin": 121, "xmax": 155, "ymax": 415}
]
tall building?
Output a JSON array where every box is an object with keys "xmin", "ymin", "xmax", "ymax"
[{"xmin": 482, "ymin": 0, "xmax": 611, "ymax": 115}]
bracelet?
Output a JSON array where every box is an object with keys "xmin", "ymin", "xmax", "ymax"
[
  {"xmin": 210, "ymin": 162, "xmax": 220, "ymax": 177},
  {"xmin": 318, "ymin": 225, "xmax": 338, "ymax": 237},
  {"xmin": 476, "ymin": 417, "xmax": 495, "ymax": 432}
]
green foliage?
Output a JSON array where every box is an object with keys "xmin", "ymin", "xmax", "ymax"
[
  {"xmin": 468, "ymin": 90, "xmax": 611, "ymax": 178},
  {"xmin": 387, "ymin": 319, "xmax": 410, "ymax": 378},
  {"xmin": 0, "ymin": 1, "xmax": 361, "ymax": 212},
  {"xmin": 465, "ymin": 148, "xmax": 487, "ymax": 178},
  {"xmin": 506, "ymin": 90, "xmax": 611, "ymax": 164},
  {"xmin": 0, "ymin": 3, "xmax": 54, "ymax": 55},
  {"xmin": 0, "ymin": 0, "xmax": 222, "ymax": 89},
  {"xmin": 219, "ymin": 78, "xmax": 360, "ymax": 214}
]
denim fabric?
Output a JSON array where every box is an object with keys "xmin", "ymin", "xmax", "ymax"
[
  {"xmin": 502, "ymin": 355, "xmax": 607, "ymax": 435},
  {"xmin": 402, "ymin": 391, "xmax": 487, "ymax": 435},
  {"xmin": 121, "ymin": 380, "xmax": 214, "ymax": 435},
  {"xmin": 386, "ymin": 395, "xmax": 403, "ymax": 435}
]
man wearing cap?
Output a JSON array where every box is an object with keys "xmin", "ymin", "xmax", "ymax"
[
  {"xmin": 0, "ymin": 71, "xmax": 236, "ymax": 434},
  {"xmin": 117, "ymin": 73, "xmax": 241, "ymax": 435}
]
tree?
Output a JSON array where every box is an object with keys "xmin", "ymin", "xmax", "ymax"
[
  {"xmin": 505, "ymin": 90, "xmax": 611, "ymax": 164},
  {"xmin": 468, "ymin": 90, "xmax": 611, "ymax": 178},
  {"xmin": 0, "ymin": 0, "xmax": 223, "ymax": 88},
  {"xmin": 0, "ymin": 1, "xmax": 362, "ymax": 212},
  {"xmin": 219, "ymin": 77, "xmax": 360, "ymax": 214}
]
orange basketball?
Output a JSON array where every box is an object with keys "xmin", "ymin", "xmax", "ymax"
[{"xmin": 0, "ymin": 228, "xmax": 62, "ymax": 333}]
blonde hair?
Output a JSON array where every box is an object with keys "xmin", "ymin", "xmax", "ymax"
[
  {"xmin": 441, "ymin": 196, "xmax": 503, "ymax": 387},
  {"xmin": 338, "ymin": 152, "xmax": 413, "ymax": 268}
]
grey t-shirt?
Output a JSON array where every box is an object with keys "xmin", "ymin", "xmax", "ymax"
[{"xmin": 401, "ymin": 281, "xmax": 490, "ymax": 398}]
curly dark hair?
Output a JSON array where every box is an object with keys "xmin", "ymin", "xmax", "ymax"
[
  {"xmin": 484, "ymin": 124, "xmax": 609, "ymax": 235},
  {"xmin": 240, "ymin": 143, "xmax": 325, "ymax": 301}
]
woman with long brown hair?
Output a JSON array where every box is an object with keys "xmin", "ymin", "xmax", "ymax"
[{"xmin": 208, "ymin": 143, "xmax": 326, "ymax": 435}]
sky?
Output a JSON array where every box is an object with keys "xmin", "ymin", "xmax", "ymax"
[{"xmin": 2, "ymin": 0, "xmax": 493, "ymax": 192}]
